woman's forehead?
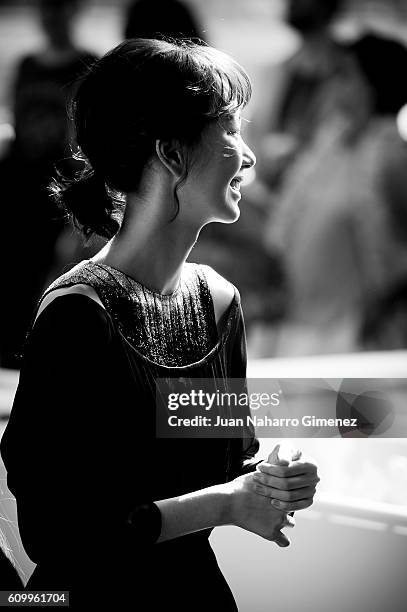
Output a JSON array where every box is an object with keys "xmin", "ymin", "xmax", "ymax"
[{"xmin": 190, "ymin": 109, "xmax": 243, "ymax": 148}]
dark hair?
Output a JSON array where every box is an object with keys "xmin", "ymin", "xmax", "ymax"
[{"xmin": 51, "ymin": 38, "xmax": 252, "ymax": 240}]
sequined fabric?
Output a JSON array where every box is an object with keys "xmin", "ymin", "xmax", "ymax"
[{"xmin": 38, "ymin": 260, "xmax": 219, "ymax": 367}]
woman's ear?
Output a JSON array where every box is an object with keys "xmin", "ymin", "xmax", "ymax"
[{"xmin": 155, "ymin": 139, "xmax": 186, "ymax": 179}]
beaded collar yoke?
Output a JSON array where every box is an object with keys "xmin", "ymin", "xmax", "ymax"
[{"xmin": 38, "ymin": 260, "xmax": 219, "ymax": 367}]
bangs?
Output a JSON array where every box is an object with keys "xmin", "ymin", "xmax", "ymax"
[
  {"xmin": 176, "ymin": 42, "xmax": 252, "ymax": 118},
  {"xmin": 206, "ymin": 61, "xmax": 252, "ymax": 117}
]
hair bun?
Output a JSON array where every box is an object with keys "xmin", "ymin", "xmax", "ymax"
[{"xmin": 49, "ymin": 170, "xmax": 121, "ymax": 240}]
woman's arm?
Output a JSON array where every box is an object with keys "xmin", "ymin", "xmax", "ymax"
[
  {"xmin": 155, "ymin": 473, "xmax": 296, "ymax": 547},
  {"xmin": 0, "ymin": 295, "xmax": 120, "ymax": 564},
  {"xmin": 1, "ymin": 293, "xmax": 316, "ymax": 567},
  {"xmin": 155, "ymin": 486, "xmax": 228, "ymax": 542}
]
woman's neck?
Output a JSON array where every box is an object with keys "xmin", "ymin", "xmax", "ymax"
[{"xmin": 91, "ymin": 215, "xmax": 201, "ymax": 296}]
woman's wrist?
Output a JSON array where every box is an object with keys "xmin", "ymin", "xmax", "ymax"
[
  {"xmin": 211, "ymin": 483, "xmax": 235, "ymax": 526},
  {"xmin": 154, "ymin": 483, "xmax": 233, "ymax": 542}
]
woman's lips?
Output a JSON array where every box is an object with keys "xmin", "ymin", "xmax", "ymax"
[{"xmin": 230, "ymin": 176, "xmax": 243, "ymax": 193}]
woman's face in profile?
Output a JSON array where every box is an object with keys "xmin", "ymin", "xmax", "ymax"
[{"xmin": 181, "ymin": 109, "xmax": 256, "ymax": 226}]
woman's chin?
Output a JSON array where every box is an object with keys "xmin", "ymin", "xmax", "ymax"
[
  {"xmin": 207, "ymin": 192, "xmax": 242, "ymax": 224},
  {"xmin": 227, "ymin": 191, "xmax": 242, "ymax": 220},
  {"xmin": 229, "ymin": 185, "xmax": 242, "ymax": 201},
  {"xmin": 220, "ymin": 202, "xmax": 241, "ymax": 224}
]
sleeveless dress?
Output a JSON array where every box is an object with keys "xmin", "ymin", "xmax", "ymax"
[{"xmin": 0, "ymin": 260, "xmax": 260, "ymax": 610}]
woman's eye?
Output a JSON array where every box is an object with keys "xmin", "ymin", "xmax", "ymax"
[{"xmin": 227, "ymin": 130, "xmax": 241, "ymax": 136}]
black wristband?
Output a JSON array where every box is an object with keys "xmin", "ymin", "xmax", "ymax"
[{"xmin": 127, "ymin": 502, "xmax": 162, "ymax": 545}]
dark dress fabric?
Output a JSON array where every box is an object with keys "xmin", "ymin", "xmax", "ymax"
[{"xmin": 0, "ymin": 260, "xmax": 259, "ymax": 609}]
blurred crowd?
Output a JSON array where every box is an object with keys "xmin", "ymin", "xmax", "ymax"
[
  {"xmin": 245, "ymin": 0, "xmax": 407, "ymax": 357},
  {"xmin": 1, "ymin": 0, "xmax": 407, "ymax": 368}
]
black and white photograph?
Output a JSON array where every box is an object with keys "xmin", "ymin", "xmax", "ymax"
[{"xmin": 0, "ymin": 1, "xmax": 406, "ymax": 610}]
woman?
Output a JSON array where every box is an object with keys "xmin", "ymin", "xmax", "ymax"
[{"xmin": 0, "ymin": 40, "xmax": 319, "ymax": 609}]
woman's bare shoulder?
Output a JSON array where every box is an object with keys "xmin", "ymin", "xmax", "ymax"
[
  {"xmin": 197, "ymin": 264, "xmax": 239, "ymax": 325},
  {"xmin": 34, "ymin": 284, "xmax": 105, "ymax": 326}
]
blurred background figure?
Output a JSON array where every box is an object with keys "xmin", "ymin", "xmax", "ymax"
[
  {"xmin": 339, "ymin": 0, "xmax": 407, "ymax": 349},
  {"xmin": 249, "ymin": 0, "xmax": 369, "ymax": 189},
  {"xmin": 0, "ymin": 0, "xmax": 97, "ymax": 369},
  {"xmin": 359, "ymin": 117, "xmax": 407, "ymax": 349},
  {"xmin": 124, "ymin": 0, "xmax": 205, "ymax": 42},
  {"xmin": 248, "ymin": 0, "xmax": 407, "ymax": 357}
]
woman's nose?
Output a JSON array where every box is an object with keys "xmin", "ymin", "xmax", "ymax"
[{"xmin": 242, "ymin": 139, "xmax": 256, "ymax": 169}]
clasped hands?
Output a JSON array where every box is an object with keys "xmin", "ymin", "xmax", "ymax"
[{"xmin": 228, "ymin": 443, "xmax": 319, "ymax": 547}]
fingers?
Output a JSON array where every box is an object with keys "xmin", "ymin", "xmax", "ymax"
[
  {"xmin": 282, "ymin": 513, "xmax": 296, "ymax": 529},
  {"xmin": 271, "ymin": 497, "xmax": 314, "ymax": 512},
  {"xmin": 253, "ymin": 457, "xmax": 319, "ymax": 513},
  {"xmin": 253, "ymin": 471, "xmax": 319, "ymax": 491},
  {"xmin": 267, "ymin": 443, "xmax": 288, "ymax": 466},
  {"xmin": 267, "ymin": 443, "xmax": 302, "ymax": 466},
  {"xmin": 252, "ymin": 475, "xmax": 315, "ymax": 510},
  {"xmin": 268, "ymin": 508, "xmax": 295, "ymax": 547},
  {"xmin": 253, "ymin": 480, "xmax": 315, "ymax": 510},
  {"xmin": 272, "ymin": 530, "xmax": 290, "ymax": 547},
  {"xmin": 253, "ymin": 482, "xmax": 317, "ymax": 502},
  {"xmin": 257, "ymin": 460, "xmax": 319, "ymax": 479}
]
